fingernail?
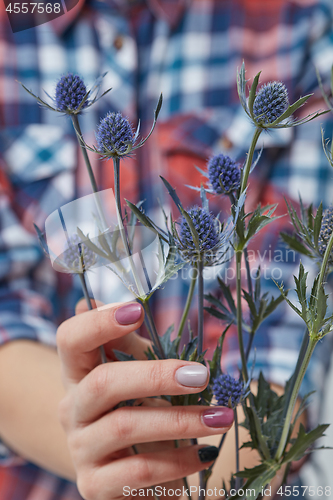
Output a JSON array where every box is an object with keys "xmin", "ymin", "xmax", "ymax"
[
  {"xmin": 175, "ymin": 364, "xmax": 208, "ymax": 387},
  {"xmin": 202, "ymin": 407, "xmax": 234, "ymax": 428},
  {"xmin": 198, "ymin": 446, "xmax": 219, "ymax": 463},
  {"xmin": 115, "ymin": 303, "xmax": 142, "ymax": 325}
]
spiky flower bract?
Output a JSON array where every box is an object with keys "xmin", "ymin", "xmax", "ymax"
[
  {"xmin": 208, "ymin": 154, "xmax": 241, "ymax": 195},
  {"xmin": 63, "ymin": 234, "xmax": 96, "ymax": 273},
  {"xmin": 55, "ymin": 74, "xmax": 89, "ymax": 114},
  {"xmin": 96, "ymin": 112, "xmax": 135, "ymax": 159},
  {"xmin": 318, "ymin": 206, "xmax": 333, "ymax": 263},
  {"xmin": 253, "ymin": 81, "xmax": 289, "ymax": 125},
  {"xmin": 177, "ymin": 206, "xmax": 220, "ymax": 265},
  {"xmin": 212, "ymin": 373, "xmax": 244, "ymax": 408}
]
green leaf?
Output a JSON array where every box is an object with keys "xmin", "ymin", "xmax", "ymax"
[
  {"xmin": 113, "ymin": 350, "xmax": 136, "ymax": 361},
  {"xmin": 248, "ymin": 71, "xmax": 262, "ymax": 117},
  {"xmin": 237, "ymin": 61, "xmax": 249, "ymax": 114},
  {"xmin": 33, "ymin": 223, "xmax": 49, "ymax": 256},
  {"xmin": 233, "ymin": 464, "xmax": 279, "ymax": 500},
  {"xmin": 273, "ymin": 279, "xmax": 303, "ymax": 320},
  {"xmin": 200, "ymin": 184, "xmax": 209, "ymax": 211},
  {"xmin": 316, "ymin": 66, "xmax": 333, "ymax": 113},
  {"xmin": 76, "ymin": 228, "xmax": 109, "ymax": 259},
  {"xmin": 160, "ymin": 176, "xmax": 184, "ymax": 213},
  {"xmin": 180, "ymin": 207, "xmax": 200, "ymax": 250},
  {"xmin": 125, "ymin": 200, "xmax": 168, "ymax": 243},
  {"xmin": 155, "ymin": 93, "xmax": 163, "ymax": 120},
  {"xmin": 313, "ymin": 202, "xmax": 323, "ymax": 249},
  {"xmin": 217, "ymin": 277, "xmax": 237, "ymax": 315},
  {"xmin": 282, "ymin": 423, "xmax": 329, "ymax": 463},
  {"xmin": 262, "ymin": 293, "xmax": 285, "ymax": 319},
  {"xmin": 204, "ymin": 307, "xmax": 229, "ymax": 321},
  {"xmin": 243, "ymin": 405, "xmax": 271, "ymax": 460},
  {"xmin": 280, "ymin": 232, "xmax": 312, "ymax": 257}
]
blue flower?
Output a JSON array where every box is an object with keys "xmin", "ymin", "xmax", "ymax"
[
  {"xmin": 62, "ymin": 234, "xmax": 96, "ymax": 273},
  {"xmin": 319, "ymin": 206, "xmax": 333, "ymax": 262},
  {"xmin": 95, "ymin": 112, "xmax": 135, "ymax": 159},
  {"xmin": 208, "ymin": 154, "xmax": 241, "ymax": 195},
  {"xmin": 212, "ymin": 373, "xmax": 244, "ymax": 408},
  {"xmin": 55, "ymin": 74, "xmax": 89, "ymax": 114},
  {"xmin": 253, "ymin": 81, "xmax": 289, "ymax": 126},
  {"xmin": 20, "ymin": 72, "xmax": 111, "ymax": 116},
  {"xmin": 177, "ymin": 206, "xmax": 221, "ymax": 265}
]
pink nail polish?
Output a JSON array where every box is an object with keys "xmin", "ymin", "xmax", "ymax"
[
  {"xmin": 115, "ymin": 303, "xmax": 142, "ymax": 325},
  {"xmin": 202, "ymin": 407, "xmax": 234, "ymax": 428}
]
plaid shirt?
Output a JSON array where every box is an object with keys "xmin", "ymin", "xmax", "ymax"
[{"xmin": 1, "ymin": 0, "xmax": 333, "ymax": 498}]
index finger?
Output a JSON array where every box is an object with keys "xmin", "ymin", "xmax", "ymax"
[{"xmin": 56, "ymin": 301, "xmax": 144, "ymax": 384}]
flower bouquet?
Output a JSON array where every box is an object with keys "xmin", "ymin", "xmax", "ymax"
[{"xmin": 24, "ymin": 62, "xmax": 333, "ymax": 499}]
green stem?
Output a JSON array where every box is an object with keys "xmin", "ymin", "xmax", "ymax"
[
  {"xmin": 234, "ymin": 407, "xmax": 241, "ymax": 490},
  {"xmin": 71, "ymin": 115, "xmax": 98, "ymax": 193},
  {"xmin": 141, "ymin": 299, "xmax": 165, "ymax": 360},
  {"xmin": 229, "ymin": 193, "xmax": 253, "ymax": 298},
  {"xmin": 113, "ymin": 158, "xmax": 146, "ymax": 298},
  {"xmin": 71, "ymin": 115, "xmax": 108, "ymax": 232},
  {"xmin": 317, "ymin": 226, "xmax": 333, "ymax": 299},
  {"xmin": 243, "ymin": 248, "xmax": 253, "ymax": 298},
  {"xmin": 78, "ymin": 272, "xmax": 107, "ymax": 364},
  {"xmin": 197, "ymin": 260, "xmax": 204, "ymax": 357},
  {"xmin": 177, "ymin": 271, "xmax": 197, "ymax": 340},
  {"xmin": 236, "ymin": 251, "xmax": 248, "ymax": 382},
  {"xmin": 274, "ymin": 337, "xmax": 316, "ymax": 461},
  {"xmin": 275, "ymin": 229, "xmax": 333, "ymax": 461},
  {"xmin": 240, "ymin": 127, "xmax": 262, "ymax": 193},
  {"xmin": 112, "ymin": 158, "xmax": 165, "ymax": 359}
]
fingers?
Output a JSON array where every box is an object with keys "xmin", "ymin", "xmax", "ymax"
[
  {"xmin": 75, "ymin": 298, "xmax": 103, "ymax": 314},
  {"xmin": 77, "ymin": 445, "xmax": 219, "ymax": 500},
  {"xmin": 75, "ymin": 298, "xmax": 151, "ymax": 361},
  {"xmin": 57, "ymin": 301, "xmax": 145, "ymax": 384},
  {"xmin": 75, "ymin": 359, "xmax": 209, "ymax": 422},
  {"xmin": 73, "ymin": 405, "xmax": 234, "ymax": 462}
]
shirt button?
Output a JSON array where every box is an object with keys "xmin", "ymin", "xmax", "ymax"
[{"xmin": 113, "ymin": 35, "xmax": 124, "ymax": 50}]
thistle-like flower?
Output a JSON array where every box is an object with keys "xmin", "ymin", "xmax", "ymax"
[
  {"xmin": 208, "ymin": 154, "xmax": 241, "ymax": 195},
  {"xmin": 86, "ymin": 94, "xmax": 163, "ymax": 160},
  {"xmin": 95, "ymin": 112, "xmax": 135, "ymax": 158},
  {"xmin": 33, "ymin": 224, "xmax": 97, "ymax": 274},
  {"xmin": 318, "ymin": 206, "xmax": 333, "ymax": 262},
  {"xmin": 253, "ymin": 82, "xmax": 289, "ymax": 126},
  {"xmin": 20, "ymin": 72, "xmax": 111, "ymax": 116},
  {"xmin": 62, "ymin": 234, "xmax": 96, "ymax": 273},
  {"xmin": 212, "ymin": 373, "xmax": 244, "ymax": 408},
  {"xmin": 237, "ymin": 62, "xmax": 326, "ymax": 130},
  {"xmin": 55, "ymin": 74, "xmax": 89, "ymax": 114},
  {"xmin": 176, "ymin": 206, "xmax": 225, "ymax": 266}
]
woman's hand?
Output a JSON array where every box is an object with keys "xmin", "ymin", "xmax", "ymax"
[{"xmin": 57, "ymin": 300, "xmax": 234, "ymax": 500}]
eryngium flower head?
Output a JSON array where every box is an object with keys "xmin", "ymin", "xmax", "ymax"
[
  {"xmin": 96, "ymin": 112, "xmax": 135, "ymax": 158},
  {"xmin": 208, "ymin": 154, "xmax": 241, "ymax": 195},
  {"xmin": 318, "ymin": 206, "xmax": 333, "ymax": 262},
  {"xmin": 55, "ymin": 74, "xmax": 89, "ymax": 113},
  {"xmin": 178, "ymin": 206, "xmax": 220, "ymax": 265},
  {"xmin": 253, "ymin": 81, "xmax": 289, "ymax": 125},
  {"xmin": 212, "ymin": 374, "xmax": 244, "ymax": 408},
  {"xmin": 62, "ymin": 234, "xmax": 96, "ymax": 273}
]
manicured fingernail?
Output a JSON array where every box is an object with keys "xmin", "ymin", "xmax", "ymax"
[
  {"xmin": 175, "ymin": 365, "xmax": 208, "ymax": 387},
  {"xmin": 198, "ymin": 446, "xmax": 219, "ymax": 463},
  {"xmin": 115, "ymin": 303, "xmax": 142, "ymax": 325},
  {"xmin": 202, "ymin": 407, "xmax": 234, "ymax": 428}
]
